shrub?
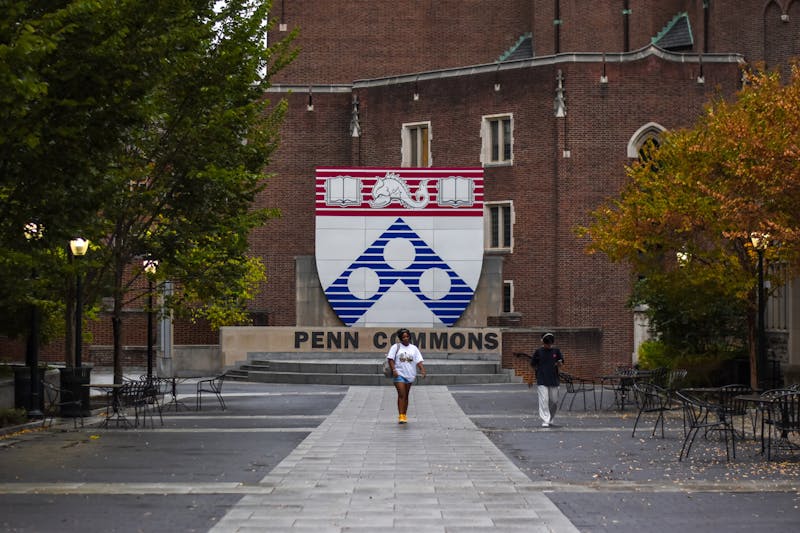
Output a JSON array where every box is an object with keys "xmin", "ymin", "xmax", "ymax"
[
  {"xmin": 637, "ymin": 339, "xmax": 744, "ymax": 386},
  {"xmin": 0, "ymin": 408, "xmax": 28, "ymax": 428},
  {"xmin": 636, "ymin": 339, "xmax": 671, "ymax": 370}
]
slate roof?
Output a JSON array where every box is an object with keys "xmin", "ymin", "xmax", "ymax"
[
  {"xmin": 652, "ymin": 12, "xmax": 694, "ymax": 51},
  {"xmin": 498, "ymin": 33, "xmax": 533, "ymax": 62}
]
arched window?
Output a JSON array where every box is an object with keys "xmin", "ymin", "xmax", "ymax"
[
  {"xmin": 627, "ymin": 122, "xmax": 666, "ymax": 159},
  {"xmin": 627, "ymin": 122, "xmax": 666, "ymax": 363}
]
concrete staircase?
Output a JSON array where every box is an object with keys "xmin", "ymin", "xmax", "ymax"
[{"xmin": 226, "ymin": 352, "xmax": 522, "ymax": 385}]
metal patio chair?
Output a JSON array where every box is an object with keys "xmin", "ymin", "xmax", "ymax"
[
  {"xmin": 718, "ymin": 384, "xmax": 753, "ymax": 438},
  {"xmin": 41, "ymin": 381, "xmax": 85, "ymax": 430},
  {"xmin": 766, "ymin": 391, "xmax": 800, "ymax": 461},
  {"xmin": 675, "ymin": 391, "xmax": 735, "ymax": 462},
  {"xmin": 631, "ymin": 382, "xmax": 670, "ymax": 438},
  {"xmin": 756, "ymin": 389, "xmax": 793, "ymax": 455},
  {"xmin": 559, "ymin": 372, "xmax": 596, "ymax": 411},
  {"xmin": 196, "ymin": 373, "xmax": 227, "ymax": 411}
]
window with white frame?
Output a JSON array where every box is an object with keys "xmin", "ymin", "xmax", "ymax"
[
  {"xmin": 481, "ymin": 114, "xmax": 513, "ymax": 166},
  {"xmin": 486, "ymin": 201, "xmax": 513, "ymax": 251},
  {"xmin": 401, "ymin": 122, "xmax": 431, "ymax": 167},
  {"xmin": 503, "ymin": 280, "xmax": 514, "ymax": 313},
  {"xmin": 627, "ymin": 121, "xmax": 666, "ymax": 158},
  {"xmin": 767, "ymin": 262, "xmax": 789, "ymax": 331}
]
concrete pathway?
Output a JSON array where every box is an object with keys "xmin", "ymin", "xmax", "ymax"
[{"xmin": 209, "ymin": 386, "xmax": 578, "ymax": 532}]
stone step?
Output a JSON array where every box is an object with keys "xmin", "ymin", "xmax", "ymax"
[
  {"xmin": 240, "ymin": 359, "xmax": 502, "ymax": 375},
  {"xmin": 226, "ymin": 356, "xmax": 521, "ymax": 386},
  {"xmin": 245, "ymin": 351, "xmax": 501, "ymax": 361},
  {"xmin": 233, "ymin": 370, "xmax": 518, "ymax": 386}
]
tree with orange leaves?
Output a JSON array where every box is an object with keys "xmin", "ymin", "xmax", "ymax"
[{"xmin": 580, "ymin": 65, "xmax": 800, "ymax": 388}]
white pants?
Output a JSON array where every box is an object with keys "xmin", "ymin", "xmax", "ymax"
[{"xmin": 537, "ymin": 385, "xmax": 559, "ymax": 424}]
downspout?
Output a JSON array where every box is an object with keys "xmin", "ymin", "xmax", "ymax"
[
  {"xmin": 554, "ymin": 0, "xmax": 561, "ymax": 54},
  {"xmin": 553, "ymin": 69, "xmax": 567, "ymax": 323},
  {"xmin": 623, "ymin": 0, "xmax": 631, "ymax": 52}
]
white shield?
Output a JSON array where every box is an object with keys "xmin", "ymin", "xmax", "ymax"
[{"xmin": 315, "ymin": 168, "xmax": 484, "ymax": 327}]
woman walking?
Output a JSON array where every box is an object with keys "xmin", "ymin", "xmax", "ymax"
[{"xmin": 386, "ymin": 328, "xmax": 426, "ymax": 424}]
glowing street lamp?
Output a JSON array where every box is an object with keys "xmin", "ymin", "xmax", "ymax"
[
  {"xmin": 143, "ymin": 259, "xmax": 158, "ymax": 379},
  {"xmin": 24, "ymin": 222, "xmax": 44, "ymax": 418},
  {"xmin": 750, "ymin": 232, "xmax": 769, "ymax": 388},
  {"xmin": 69, "ymin": 238, "xmax": 89, "ymax": 368}
]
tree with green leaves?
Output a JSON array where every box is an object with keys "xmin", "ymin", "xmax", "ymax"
[
  {"xmin": 1, "ymin": 1, "xmax": 298, "ymax": 383},
  {"xmin": 580, "ymin": 65, "xmax": 800, "ymax": 387},
  {"xmin": 1, "ymin": 0, "xmax": 183, "ymax": 350}
]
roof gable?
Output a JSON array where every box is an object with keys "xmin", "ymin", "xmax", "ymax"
[
  {"xmin": 498, "ymin": 33, "xmax": 533, "ymax": 62},
  {"xmin": 652, "ymin": 12, "xmax": 694, "ymax": 51}
]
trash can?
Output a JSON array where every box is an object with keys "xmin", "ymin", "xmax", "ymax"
[
  {"xmin": 13, "ymin": 366, "xmax": 45, "ymax": 412},
  {"xmin": 59, "ymin": 366, "xmax": 92, "ymax": 417}
]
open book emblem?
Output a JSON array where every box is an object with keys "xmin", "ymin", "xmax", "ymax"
[
  {"xmin": 437, "ymin": 176, "xmax": 475, "ymax": 207},
  {"xmin": 325, "ymin": 176, "xmax": 362, "ymax": 207}
]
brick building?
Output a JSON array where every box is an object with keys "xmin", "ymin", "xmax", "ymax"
[
  {"xmin": 245, "ymin": 0, "xmax": 800, "ymax": 380},
  {"xmin": 14, "ymin": 1, "xmax": 800, "ymax": 382}
]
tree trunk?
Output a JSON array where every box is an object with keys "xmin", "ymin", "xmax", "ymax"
[
  {"xmin": 747, "ymin": 307, "xmax": 758, "ymax": 389},
  {"xmin": 112, "ymin": 311, "xmax": 123, "ymax": 385},
  {"xmin": 112, "ymin": 249, "xmax": 125, "ymax": 385}
]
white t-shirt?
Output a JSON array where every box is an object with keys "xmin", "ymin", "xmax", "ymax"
[{"xmin": 386, "ymin": 343, "xmax": 424, "ymax": 381}]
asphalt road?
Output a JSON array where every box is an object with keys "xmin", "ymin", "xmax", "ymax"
[
  {"xmin": 0, "ymin": 382, "xmax": 346, "ymax": 532},
  {"xmin": 0, "ymin": 381, "xmax": 798, "ymax": 532},
  {"xmin": 450, "ymin": 383, "xmax": 800, "ymax": 533}
]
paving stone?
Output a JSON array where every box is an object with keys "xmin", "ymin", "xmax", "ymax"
[{"xmin": 208, "ymin": 387, "xmax": 578, "ymax": 532}]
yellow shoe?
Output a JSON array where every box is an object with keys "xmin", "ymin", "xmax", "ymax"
[{"xmin": 399, "ymin": 414, "xmax": 407, "ymax": 424}]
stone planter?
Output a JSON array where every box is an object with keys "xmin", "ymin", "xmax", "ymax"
[
  {"xmin": 12, "ymin": 366, "xmax": 59, "ymax": 412},
  {"xmin": 0, "ymin": 378, "xmax": 13, "ymax": 410},
  {"xmin": 59, "ymin": 366, "xmax": 92, "ymax": 417}
]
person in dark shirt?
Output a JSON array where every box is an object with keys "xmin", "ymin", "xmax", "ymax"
[{"xmin": 531, "ymin": 332, "xmax": 564, "ymax": 427}]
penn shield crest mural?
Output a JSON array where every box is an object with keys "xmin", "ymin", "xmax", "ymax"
[{"xmin": 315, "ymin": 168, "xmax": 484, "ymax": 327}]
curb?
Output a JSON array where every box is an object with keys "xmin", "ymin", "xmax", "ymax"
[
  {"xmin": 0, "ymin": 407, "xmax": 109, "ymax": 439},
  {"xmin": 0, "ymin": 420, "xmax": 43, "ymax": 438}
]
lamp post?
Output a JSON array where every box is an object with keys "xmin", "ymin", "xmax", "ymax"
[
  {"xmin": 23, "ymin": 222, "xmax": 44, "ymax": 418},
  {"xmin": 69, "ymin": 238, "xmax": 89, "ymax": 368},
  {"xmin": 143, "ymin": 259, "xmax": 158, "ymax": 379},
  {"xmin": 750, "ymin": 232, "xmax": 768, "ymax": 388}
]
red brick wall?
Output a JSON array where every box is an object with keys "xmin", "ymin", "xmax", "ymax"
[
  {"xmin": 532, "ymin": 0, "xmax": 693, "ymax": 55},
  {"xmin": 269, "ymin": 0, "xmax": 533, "ymax": 85},
  {"xmin": 252, "ymin": 53, "xmax": 740, "ymax": 371},
  {"xmin": 503, "ymin": 329, "xmax": 605, "ymax": 384},
  {"xmin": 250, "ymin": 90, "xmax": 353, "ymax": 324},
  {"xmin": 0, "ymin": 292, "xmax": 217, "ymax": 367},
  {"xmin": 5, "ymin": 1, "xmax": 797, "ymax": 370},
  {"xmin": 708, "ymin": 1, "xmax": 786, "ymax": 62},
  {"xmin": 268, "ymin": 1, "xmax": 795, "ymax": 82}
]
